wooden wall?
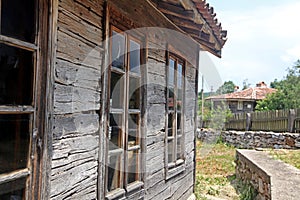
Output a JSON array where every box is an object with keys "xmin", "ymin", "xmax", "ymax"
[
  {"xmin": 145, "ymin": 32, "xmax": 196, "ymax": 200},
  {"xmin": 50, "ymin": 0, "xmax": 104, "ymax": 199},
  {"xmin": 49, "ymin": 0, "xmax": 197, "ymax": 199}
]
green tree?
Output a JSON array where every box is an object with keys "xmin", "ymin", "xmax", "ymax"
[
  {"xmin": 216, "ymin": 81, "xmax": 236, "ymax": 94},
  {"xmin": 256, "ymin": 61, "xmax": 300, "ymax": 111}
]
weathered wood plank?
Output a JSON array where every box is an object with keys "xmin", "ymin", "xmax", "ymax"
[
  {"xmin": 52, "ymin": 135, "xmax": 99, "ymax": 160},
  {"xmin": 145, "ymin": 169, "xmax": 164, "ymax": 189},
  {"xmin": 146, "ymin": 141, "xmax": 164, "ymax": 161},
  {"xmin": 50, "ymin": 161, "xmax": 98, "ymax": 199},
  {"xmin": 58, "ymin": 7, "xmax": 102, "ymax": 46},
  {"xmin": 53, "ymin": 112, "xmax": 99, "ymax": 139},
  {"xmin": 146, "ymin": 154, "xmax": 164, "ymax": 175},
  {"xmin": 147, "ymin": 58, "xmax": 166, "ymax": 75},
  {"xmin": 56, "ymin": 30, "xmax": 102, "ymax": 69},
  {"xmin": 55, "ymin": 59, "xmax": 101, "ymax": 91},
  {"xmin": 73, "ymin": 0, "xmax": 104, "ymax": 15},
  {"xmin": 59, "ymin": 0, "xmax": 102, "ymax": 28},
  {"xmin": 146, "ymin": 134, "xmax": 165, "ymax": 146},
  {"xmin": 146, "ymin": 180, "xmax": 170, "ymax": 200},
  {"xmin": 54, "ymin": 83, "xmax": 100, "ymax": 114},
  {"xmin": 51, "ymin": 149, "xmax": 98, "ymax": 173},
  {"xmin": 146, "ymin": 73, "xmax": 166, "ymax": 104},
  {"xmin": 146, "ymin": 104, "xmax": 166, "ymax": 135}
]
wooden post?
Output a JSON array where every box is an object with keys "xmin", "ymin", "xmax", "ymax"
[
  {"xmin": 246, "ymin": 113, "xmax": 251, "ymax": 131},
  {"xmin": 288, "ymin": 109, "xmax": 296, "ymax": 133}
]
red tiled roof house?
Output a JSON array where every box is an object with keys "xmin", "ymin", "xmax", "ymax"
[{"xmin": 206, "ymin": 82, "xmax": 277, "ymax": 113}]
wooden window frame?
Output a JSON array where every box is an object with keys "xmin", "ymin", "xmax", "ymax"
[
  {"xmin": 165, "ymin": 50, "xmax": 186, "ymax": 180},
  {"xmin": 0, "ymin": 0, "xmax": 49, "ymax": 199},
  {"xmin": 105, "ymin": 26, "xmax": 145, "ymax": 199}
]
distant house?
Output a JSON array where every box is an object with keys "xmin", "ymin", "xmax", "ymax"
[{"xmin": 206, "ymin": 82, "xmax": 277, "ymax": 113}]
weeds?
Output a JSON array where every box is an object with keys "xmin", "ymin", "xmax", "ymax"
[
  {"xmin": 238, "ymin": 180, "xmax": 257, "ymax": 200},
  {"xmin": 266, "ymin": 149, "xmax": 300, "ymax": 169},
  {"xmin": 196, "ymin": 140, "xmax": 260, "ymax": 200}
]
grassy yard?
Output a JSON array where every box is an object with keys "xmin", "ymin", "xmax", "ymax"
[
  {"xmin": 266, "ymin": 149, "xmax": 300, "ymax": 169},
  {"xmin": 195, "ymin": 141, "xmax": 239, "ymax": 200},
  {"xmin": 195, "ymin": 140, "xmax": 300, "ymax": 200},
  {"xmin": 195, "ymin": 141, "xmax": 255, "ymax": 200}
]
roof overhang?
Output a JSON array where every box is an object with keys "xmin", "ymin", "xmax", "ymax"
[{"xmin": 150, "ymin": 0, "xmax": 227, "ymax": 57}]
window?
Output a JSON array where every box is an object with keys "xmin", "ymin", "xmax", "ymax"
[
  {"xmin": 166, "ymin": 54, "xmax": 185, "ymax": 174},
  {"xmin": 0, "ymin": 0, "xmax": 46, "ymax": 199},
  {"xmin": 106, "ymin": 27, "xmax": 143, "ymax": 198},
  {"xmin": 237, "ymin": 101, "xmax": 243, "ymax": 110}
]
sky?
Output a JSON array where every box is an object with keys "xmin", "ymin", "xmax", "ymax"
[{"xmin": 199, "ymin": 0, "xmax": 300, "ymax": 92}]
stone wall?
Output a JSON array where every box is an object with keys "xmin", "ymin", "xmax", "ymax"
[
  {"xmin": 236, "ymin": 150, "xmax": 271, "ymax": 200},
  {"xmin": 197, "ymin": 129, "xmax": 300, "ymax": 149}
]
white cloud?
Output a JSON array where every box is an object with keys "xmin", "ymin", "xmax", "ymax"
[
  {"xmin": 280, "ymin": 45, "xmax": 300, "ymax": 63},
  {"xmin": 207, "ymin": 1, "xmax": 300, "ymax": 90}
]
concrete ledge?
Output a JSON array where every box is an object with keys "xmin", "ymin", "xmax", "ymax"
[{"xmin": 236, "ymin": 149, "xmax": 300, "ymax": 200}]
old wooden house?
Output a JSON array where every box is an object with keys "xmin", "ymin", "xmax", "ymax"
[
  {"xmin": 206, "ymin": 82, "xmax": 277, "ymax": 113},
  {"xmin": 0, "ymin": 0, "xmax": 226, "ymax": 199}
]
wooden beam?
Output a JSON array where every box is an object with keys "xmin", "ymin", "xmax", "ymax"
[
  {"xmin": 164, "ymin": 14, "xmax": 203, "ymax": 31},
  {"xmin": 157, "ymin": 1, "xmax": 195, "ymax": 20}
]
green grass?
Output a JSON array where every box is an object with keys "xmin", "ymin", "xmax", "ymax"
[
  {"xmin": 195, "ymin": 141, "xmax": 238, "ymax": 199},
  {"xmin": 266, "ymin": 149, "xmax": 300, "ymax": 169},
  {"xmin": 195, "ymin": 140, "xmax": 258, "ymax": 200}
]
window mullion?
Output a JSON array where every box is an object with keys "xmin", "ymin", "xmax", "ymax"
[
  {"xmin": 0, "ymin": 35, "xmax": 37, "ymax": 51},
  {"xmin": 0, "ymin": 106, "xmax": 35, "ymax": 114},
  {"xmin": 174, "ymin": 60, "xmax": 179, "ymax": 161},
  {"xmin": 124, "ymin": 34, "xmax": 130, "ymax": 188},
  {"xmin": 0, "ymin": 169, "xmax": 30, "ymax": 185}
]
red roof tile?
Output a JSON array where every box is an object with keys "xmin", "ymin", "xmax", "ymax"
[{"xmin": 206, "ymin": 87, "xmax": 277, "ymax": 101}]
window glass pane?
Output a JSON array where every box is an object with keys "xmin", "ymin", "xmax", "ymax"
[
  {"xmin": 177, "ymin": 88, "xmax": 182, "ymax": 111},
  {"xmin": 168, "ymin": 88, "xmax": 174, "ymax": 110},
  {"xmin": 177, "ymin": 63, "xmax": 183, "ymax": 111},
  {"xmin": 110, "ymin": 72, "xmax": 124, "ymax": 109},
  {"xmin": 111, "ymin": 31, "xmax": 125, "ymax": 70},
  {"xmin": 107, "ymin": 154, "xmax": 122, "ymax": 192},
  {"xmin": 128, "ymin": 150, "xmax": 139, "ymax": 184},
  {"xmin": 0, "ymin": 177, "xmax": 26, "ymax": 199},
  {"xmin": 168, "ymin": 59, "xmax": 175, "ymax": 87},
  {"xmin": 177, "ymin": 63, "xmax": 183, "ymax": 88},
  {"xmin": 177, "ymin": 113, "xmax": 182, "ymax": 130},
  {"xmin": 0, "ymin": 44, "xmax": 34, "ymax": 105},
  {"xmin": 167, "ymin": 140, "xmax": 174, "ymax": 163},
  {"xmin": 0, "ymin": 114, "xmax": 30, "ymax": 174},
  {"xmin": 109, "ymin": 114, "xmax": 123, "ymax": 150},
  {"xmin": 168, "ymin": 113, "xmax": 174, "ymax": 137},
  {"xmin": 1, "ymin": 0, "xmax": 36, "ymax": 43},
  {"xmin": 176, "ymin": 136, "xmax": 183, "ymax": 159},
  {"xmin": 129, "ymin": 40, "xmax": 140, "ymax": 74},
  {"xmin": 128, "ymin": 114, "xmax": 139, "ymax": 147},
  {"xmin": 129, "ymin": 77, "xmax": 140, "ymax": 109}
]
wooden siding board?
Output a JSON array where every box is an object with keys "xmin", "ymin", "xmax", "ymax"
[
  {"xmin": 50, "ymin": 0, "xmax": 104, "ymax": 199},
  {"xmin": 53, "ymin": 83, "xmax": 100, "ymax": 114},
  {"xmin": 56, "ymin": 30, "xmax": 102, "ymax": 69},
  {"xmin": 55, "ymin": 59, "xmax": 101, "ymax": 91},
  {"xmin": 59, "ymin": 0, "xmax": 103, "ymax": 28},
  {"xmin": 57, "ymin": 8, "xmax": 102, "ymax": 46},
  {"xmin": 146, "ymin": 104, "xmax": 166, "ymax": 136},
  {"xmin": 145, "ymin": 169, "xmax": 165, "ymax": 189},
  {"xmin": 49, "ymin": 0, "xmax": 200, "ymax": 199},
  {"xmin": 53, "ymin": 112, "xmax": 99, "ymax": 139},
  {"xmin": 50, "ymin": 161, "xmax": 98, "ymax": 199}
]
